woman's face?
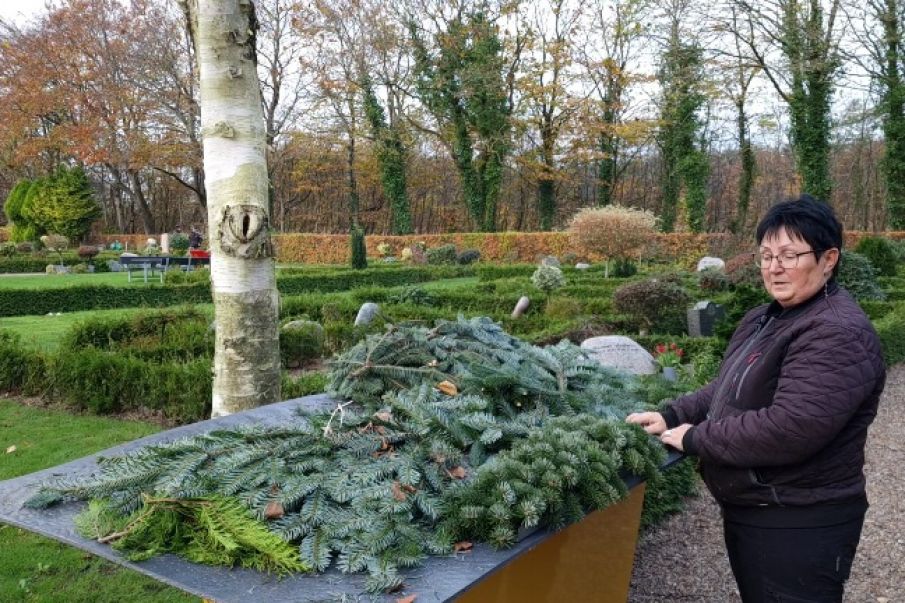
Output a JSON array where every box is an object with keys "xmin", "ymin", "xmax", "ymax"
[{"xmin": 759, "ymin": 226, "xmax": 839, "ymax": 308}]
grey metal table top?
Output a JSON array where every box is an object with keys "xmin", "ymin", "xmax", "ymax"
[{"xmin": 0, "ymin": 394, "xmax": 680, "ymax": 602}]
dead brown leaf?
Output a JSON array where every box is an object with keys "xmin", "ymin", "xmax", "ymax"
[
  {"xmin": 436, "ymin": 380, "xmax": 458, "ymax": 396},
  {"xmin": 396, "ymin": 595, "xmax": 417, "ymax": 603},
  {"xmin": 446, "ymin": 466, "xmax": 467, "ymax": 479},
  {"xmin": 453, "ymin": 541, "xmax": 473, "ymax": 553},
  {"xmin": 374, "ymin": 411, "xmax": 393, "ymax": 422},
  {"xmin": 391, "ymin": 481, "xmax": 408, "ymax": 502},
  {"xmin": 264, "ymin": 501, "xmax": 285, "ymax": 520}
]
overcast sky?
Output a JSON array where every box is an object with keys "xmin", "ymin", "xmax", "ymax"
[{"xmin": 0, "ymin": 0, "xmax": 50, "ymax": 25}]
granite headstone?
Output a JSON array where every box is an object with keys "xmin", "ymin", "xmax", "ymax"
[{"xmin": 580, "ymin": 335, "xmax": 657, "ymax": 375}]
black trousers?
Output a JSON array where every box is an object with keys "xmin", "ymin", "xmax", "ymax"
[{"xmin": 723, "ymin": 514, "xmax": 864, "ymax": 603}]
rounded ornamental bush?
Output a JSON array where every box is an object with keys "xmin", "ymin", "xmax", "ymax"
[
  {"xmin": 613, "ymin": 277, "xmax": 691, "ymax": 335},
  {"xmin": 77, "ymin": 245, "xmax": 100, "ymax": 261},
  {"xmin": 280, "ymin": 320, "xmax": 325, "ymax": 368},
  {"xmin": 531, "ymin": 263, "xmax": 566, "ymax": 296},
  {"xmin": 456, "ymin": 249, "xmax": 481, "ymax": 265},
  {"xmin": 567, "ymin": 205, "xmax": 659, "ymax": 262},
  {"xmin": 170, "ymin": 233, "xmax": 190, "ymax": 255},
  {"xmin": 837, "ymin": 250, "xmax": 885, "ymax": 301},
  {"xmin": 0, "ymin": 243, "xmax": 16, "ymax": 257},
  {"xmin": 698, "ymin": 266, "xmax": 729, "ymax": 291},
  {"xmin": 426, "ymin": 244, "xmax": 457, "ymax": 265},
  {"xmin": 854, "ymin": 236, "xmax": 899, "ymax": 277}
]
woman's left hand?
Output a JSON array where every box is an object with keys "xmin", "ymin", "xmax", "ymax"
[{"xmin": 660, "ymin": 423, "xmax": 692, "ymax": 451}]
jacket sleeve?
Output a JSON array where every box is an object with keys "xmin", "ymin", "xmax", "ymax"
[
  {"xmin": 685, "ymin": 323, "xmax": 882, "ymax": 467},
  {"xmin": 664, "ymin": 379, "xmax": 718, "ymax": 427}
]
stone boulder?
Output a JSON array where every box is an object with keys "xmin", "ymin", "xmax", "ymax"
[
  {"xmin": 696, "ymin": 256, "xmax": 725, "ymax": 272},
  {"xmin": 580, "ymin": 335, "xmax": 657, "ymax": 375},
  {"xmin": 354, "ymin": 302, "xmax": 380, "ymax": 326},
  {"xmin": 511, "ymin": 296, "xmax": 530, "ymax": 319}
]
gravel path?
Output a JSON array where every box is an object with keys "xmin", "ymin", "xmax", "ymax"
[{"xmin": 628, "ymin": 364, "xmax": 905, "ymax": 603}]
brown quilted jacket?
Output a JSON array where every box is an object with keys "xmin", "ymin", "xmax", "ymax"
[{"xmin": 663, "ymin": 281, "xmax": 885, "ymax": 508}]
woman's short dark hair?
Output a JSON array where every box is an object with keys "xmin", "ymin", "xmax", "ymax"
[{"xmin": 755, "ymin": 194, "xmax": 843, "ymax": 277}]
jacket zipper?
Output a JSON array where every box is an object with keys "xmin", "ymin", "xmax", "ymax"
[
  {"xmin": 708, "ymin": 316, "xmax": 774, "ymax": 421},
  {"xmin": 735, "ymin": 361, "xmax": 757, "ymax": 402}
]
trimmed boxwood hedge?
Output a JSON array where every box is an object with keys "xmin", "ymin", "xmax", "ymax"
[{"xmin": 0, "ymin": 265, "xmax": 477, "ymax": 317}]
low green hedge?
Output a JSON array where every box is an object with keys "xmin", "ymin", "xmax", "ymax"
[
  {"xmin": 0, "ymin": 265, "xmax": 475, "ymax": 317},
  {"xmin": 0, "ymin": 331, "xmax": 46, "ymax": 395},
  {"xmin": 874, "ymin": 303, "xmax": 905, "ymax": 366},
  {"xmin": 0, "ymin": 283, "xmax": 212, "ymax": 317},
  {"xmin": 48, "ymin": 349, "xmax": 212, "ymax": 421}
]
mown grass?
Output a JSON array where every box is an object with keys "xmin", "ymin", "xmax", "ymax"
[{"xmin": 0, "ymin": 398, "xmax": 197, "ymax": 602}]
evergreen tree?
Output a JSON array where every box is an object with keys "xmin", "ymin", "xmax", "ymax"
[
  {"xmin": 3, "ymin": 180, "xmax": 41, "ymax": 242},
  {"xmin": 361, "ymin": 75, "xmax": 413, "ymax": 235},
  {"xmin": 25, "ymin": 166, "xmax": 100, "ymax": 242},
  {"xmin": 350, "ymin": 221, "xmax": 367, "ymax": 269}
]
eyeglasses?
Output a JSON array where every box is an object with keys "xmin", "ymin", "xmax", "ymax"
[{"xmin": 753, "ymin": 249, "xmax": 825, "ymax": 269}]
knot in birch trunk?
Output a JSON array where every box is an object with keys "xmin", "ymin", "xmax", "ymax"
[{"xmin": 217, "ymin": 204, "xmax": 272, "ymax": 259}]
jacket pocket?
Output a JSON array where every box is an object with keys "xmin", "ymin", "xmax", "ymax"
[{"xmin": 700, "ymin": 463, "xmax": 781, "ymax": 505}]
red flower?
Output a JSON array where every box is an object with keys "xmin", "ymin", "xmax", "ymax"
[{"xmin": 655, "ymin": 344, "xmax": 666, "ymax": 354}]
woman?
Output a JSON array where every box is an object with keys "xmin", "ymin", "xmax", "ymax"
[{"xmin": 628, "ymin": 195, "xmax": 885, "ymax": 602}]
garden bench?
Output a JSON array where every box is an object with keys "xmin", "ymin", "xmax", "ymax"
[{"xmin": 119, "ymin": 255, "xmax": 210, "ymax": 283}]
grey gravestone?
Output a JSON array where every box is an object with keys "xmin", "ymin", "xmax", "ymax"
[
  {"xmin": 354, "ymin": 302, "xmax": 380, "ymax": 326},
  {"xmin": 687, "ymin": 300, "xmax": 726, "ymax": 337},
  {"xmin": 107, "ymin": 260, "xmax": 122, "ymax": 272},
  {"xmin": 511, "ymin": 296, "xmax": 530, "ymax": 318},
  {"xmin": 575, "ymin": 262, "xmax": 591, "ymax": 270},
  {"xmin": 580, "ymin": 335, "xmax": 657, "ymax": 374},
  {"xmin": 540, "ymin": 256, "xmax": 561, "ymax": 268},
  {"xmin": 696, "ymin": 256, "xmax": 725, "ymax": 272}
]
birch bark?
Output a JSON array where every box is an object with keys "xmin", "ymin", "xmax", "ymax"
[{"xmin": 179, "ymin": 0, "xmax": 281, "ymax": 417}]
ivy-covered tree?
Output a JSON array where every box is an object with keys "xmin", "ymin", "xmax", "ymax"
[
  {"xmin": 870, "ymin": 0, "xmax": 905, "ymax": 228},
  {"xmin": 362, "ymin": 75, "xmax": 413, "ymax": 234},
  {"xmin": 410, "ymin": 7, "xmax": 514, "ymax": 232},
  {"xmin": 729, "ymin": 0, "xmax": 841, "ymax": 203},
  {"xmin": 656, "ymin": 17, "xmax": 709, "ymax": 233}
]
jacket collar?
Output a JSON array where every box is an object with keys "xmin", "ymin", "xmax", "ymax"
[{"xmin": 765, "ymin": 279, "xmax": 838, "ymax": 321}]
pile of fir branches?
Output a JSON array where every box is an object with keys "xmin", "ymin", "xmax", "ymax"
[{"xmin": 26, "ymin": 316, "xmax": 666, "ymax": 592}]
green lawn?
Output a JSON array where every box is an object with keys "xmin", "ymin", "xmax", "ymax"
[
  {"xmin": 0, "ymin": 398, "xmax": 197, "ymax": 602},
  {"xmin": 0, "ymin": 305, "xmax": 213, "ymax": 352},
  {"xmin": 0, "ymin": 272, "xmax": 152, "ymax": 290}
]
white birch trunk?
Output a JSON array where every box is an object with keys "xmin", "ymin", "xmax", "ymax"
[{"xmin": 180, "ymin": 0, "xmax": 281, "ymax": 417}]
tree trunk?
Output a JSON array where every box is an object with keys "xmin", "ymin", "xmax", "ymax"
[{"xmin": 180, "ymin": 0, "xmax": 281, "ymax": 417}]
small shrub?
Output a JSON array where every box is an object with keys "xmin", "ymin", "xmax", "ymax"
[
  {"xmin": 170, "ymin": 233, "xmax": 190, "ymax": 255},
  {"xmin": 15, "ymin": 241, "xmax": 34, "ymax": 253},
  {"xmin": 40, "ymin": 234, "xmax": 69, "ymax": 264},
  {"xmin": 70, "ymin": 263, "xmax": 88, "ymax": 274},
  {"xmin": 698, "ymin": 267, "xmax": 729, "ymax": 291},
  {"xmin": 531, "ymin": 264, "xmax": 566, "ymax": 296},
  {"xmin": 389, "ymin": 286, "xmax": 436, "ymax": 306},
  {"xmin": 0, "ymin": 330, "xmax": 45, "ymax": 395},
  {"xmin": 567, "ymin": 205, "xmax": 658, "ymax": 265},
  {"xmin": 611, "ymin": 258, "xmax": 637, "ymax": 278},
  {"xmin": 854, "ymin": 236, "xmax": 899, "ymax": 277},
  {"xmin": 714, "ymin": 284, "xmax": 771, "ymax": 340},
  {"xmin": 838, "ymin": 250, "xmax": 885, "ymax": 301},
  {"xmin": 456, "ymin": 249, "xmax": 481, "ymax": 265},
  {"xmin": 280, "ymin": 320, "xmax": 325, "ymax": 368},
  {"xmin": 874, "ymin": 303, "xmax": 905, "ymax": 365},
  {"xmin": 613, "ymin": 277, "xmax": 690, "ymax": 335},
  {"xmin": 426, "ymin": 243, "xmax": 457, "ymax": 265},
  {"xmin": 165, "ymin": 268, "xmax": 210, "ymax": 285},
  {"xmin": 376, "ymin": 242, "xmax": 392, "ymax": 257},
  {"xmin": 0, "ymin": 242, "xmax": 16, "ymax": 257},
  {"xmin": 77, "ymin": 245, "xmax": 100, "ymax": 261},
  {"xmin": 725, "ymin": 252, "xmax": 762, "ymax": 288},
  {"xmin": 560, "ymin": 252, "xmax": 579, "ymax": 266}
]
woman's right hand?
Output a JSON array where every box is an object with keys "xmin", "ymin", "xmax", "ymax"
[{"xmin": 625, "ymin": 412, "xmax": 667, "ymax": 435}]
